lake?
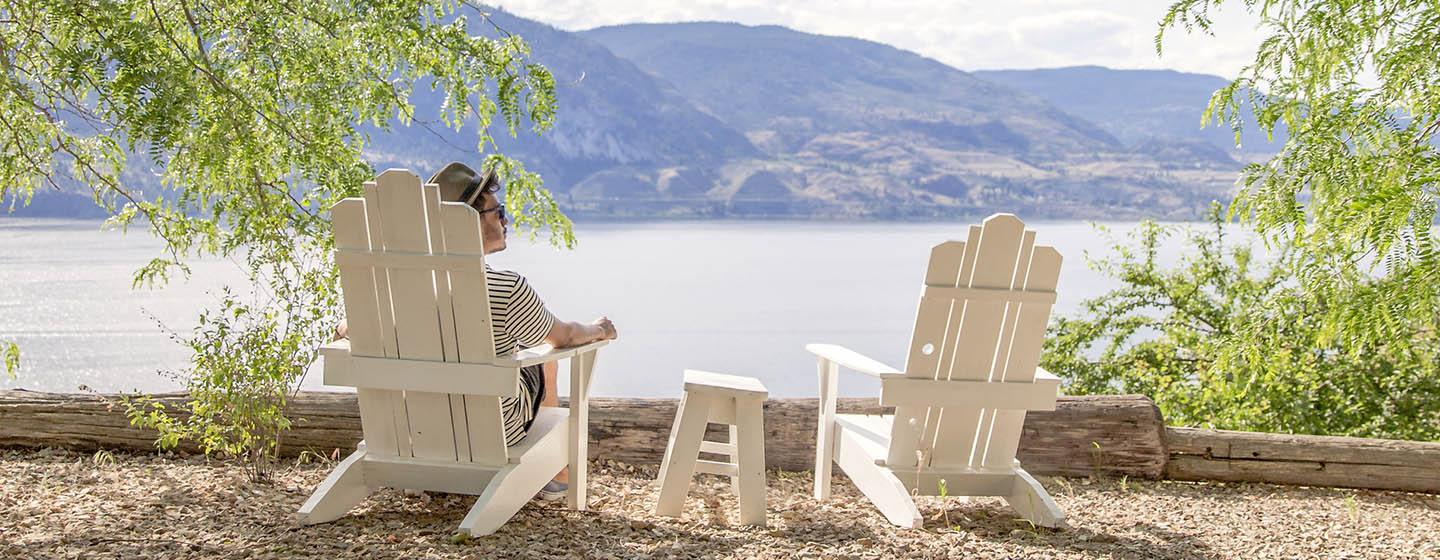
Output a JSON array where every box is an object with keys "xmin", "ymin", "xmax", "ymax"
[{"xmin": 0, "ymin": 218, "xmax": 1216, "ymax": 398}]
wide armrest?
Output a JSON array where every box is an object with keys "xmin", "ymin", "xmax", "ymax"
[
  {"xmin": 1034, "ymin": 366, "xmax": 1061, "ymax": 385},
  {"xmin": 316, "ymin": 339, "xmax": 608, "ymax": 368},
  {"xmin": 493, "ymin": 339, "xmax": 609, "ymax": 367},
  {"xmin": 805, "ymin": 343, "xmax": 902, "ymax": 377},
  {"xmin": 315, "ymin": 339, "xmax": 608, "ymax": 396}
]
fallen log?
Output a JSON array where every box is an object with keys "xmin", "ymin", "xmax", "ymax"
[
  {"xmin": 1165, "ymin": 427, "xmax": 1440, "ymax": 494},
  {"xmin": 0, "ymin": 390, "xmax": 1167, "ymax": 478}
]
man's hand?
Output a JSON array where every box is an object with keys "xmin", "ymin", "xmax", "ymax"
[
  {"xmin": 593, "ymin": 316, "xmax": 618, "ymax": 340},
  {"xmin": 545, "ymin": 316, "xmax": 618, "ymax": 348}
]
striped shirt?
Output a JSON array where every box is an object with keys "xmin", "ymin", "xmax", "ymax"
[{"xmin": 486, "ymin": 266, "xmax": 557, "ymax": 446}]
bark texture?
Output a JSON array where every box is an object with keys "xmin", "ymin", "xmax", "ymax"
[
  {"xmin": 0, "ymin": 391, "xmax": 1165, "ymax": 478},
  {"xmin": 1165, "ymin": 427, "xmax": 1440, "ymax": 493}
]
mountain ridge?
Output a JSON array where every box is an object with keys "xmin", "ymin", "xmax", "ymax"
[{"xmin": 7, "ymin": 13, "xmax": 1248, "ymax": 221}]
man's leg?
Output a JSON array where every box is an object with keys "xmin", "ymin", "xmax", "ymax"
[{"xmin": 541, "ymin": 359, "xmax": 568, "ymax": 484}]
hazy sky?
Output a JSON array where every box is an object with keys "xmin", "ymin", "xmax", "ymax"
[{"xmin": 499, "ymin": 0, "xmax": 1269, "ymax": 78}]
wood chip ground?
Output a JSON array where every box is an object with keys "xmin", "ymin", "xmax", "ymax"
[{"xmin": 2, "ymin": 448, "xmax": 1436, "ymax": 559}]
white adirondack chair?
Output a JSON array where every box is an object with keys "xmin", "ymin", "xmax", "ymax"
[
  {"xmin": 296, "ymin": 169, "xmax": 607, "ymax": 536},
  {"xmin": 810, "ymin": 213, "xmax": 1066, "ymax": 529}
]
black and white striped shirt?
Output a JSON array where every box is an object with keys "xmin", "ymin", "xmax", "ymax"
[{"xmin": 486, "ymin": 266, "xmax": 556, "ymax": 446}]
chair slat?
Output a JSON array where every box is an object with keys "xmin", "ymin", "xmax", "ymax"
[
  {"xmin": 915, "ymin": 225, "xmax": 985, "ymax": 462},
  {"xmin": 973, "ymin": 230, "xmax": 1034, "ymax": 466},
  {"xmin": 889, "ymin": 240, "xmax": 965, "ymax": 468},
  {"xmin": 929, "ymin": 215, "xmax": 1025, "ymax": 468},
  {"xmin": 440, "ymin": 201, "xmax": 506, "ymax": 465},
  {"xmin": 375, "ymin": 169, "xmax": 455, "ymax": 461},
  {"xmin": 333, "ymin": 197, "xmax": 401, "ymax": 457},
  {"xmin": 981, "ymin": 245, "xmax": 1062, "ymax": 468},
  {"xmin": 360, "ymin": 181, "xmax": 398, "ymax": 359}
]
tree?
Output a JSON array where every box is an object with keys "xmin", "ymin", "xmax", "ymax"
[
  {"xmin": 1043, "ymin": 208, "xmax": 1440, "ymax": 440},
  {"xmin": 1043, "ymin": 1, "xmax": 1440, "ymax": 440},
  {"xmin": 1, "ymin": 0, "xmax": 567, "ymax": 476},
  {"xmin": 1159, "ymin": 0, "xmax": 1438, "ymax": 358}
]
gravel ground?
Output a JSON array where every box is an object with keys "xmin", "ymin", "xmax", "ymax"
[{"xmin": 1, "ymin": 447, "xmax": 1437, "ymax": 559}]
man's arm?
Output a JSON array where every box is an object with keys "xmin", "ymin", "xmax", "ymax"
[{"xmin": 543, "ymin": 316, "xmax": 617, "ymax": 349}]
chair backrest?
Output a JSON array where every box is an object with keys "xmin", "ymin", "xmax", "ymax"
[
  {"xmin": 887, "ymin": 213, "xmax": 1062, "ymax": 470},
  {"xmin": 331, "ymin": 169, "xmax": 514, "ymax": 466}
]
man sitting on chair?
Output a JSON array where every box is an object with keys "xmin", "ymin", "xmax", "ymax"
[{"xmin": 337, "ymin": 162, "xmax": 617, "ymax": 501}]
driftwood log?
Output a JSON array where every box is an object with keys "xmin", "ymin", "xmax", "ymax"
[
  {"xmin": 1165, "ymin": 427, "xmax": 1440, "ymax": 494},
  {"xmin": 13, "ymin": 390, "xmax": 1440, "ymax": 493},
  {"xmin": 0, "ymin": 390, "xmax": 1166, "ymax": 479}
]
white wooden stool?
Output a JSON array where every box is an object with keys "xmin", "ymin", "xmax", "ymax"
[{"xmin": 654, "ymin": 369, "xmax": 769, "ymax": 526}]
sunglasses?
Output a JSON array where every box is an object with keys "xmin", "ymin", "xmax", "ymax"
[{"xmin": 476, "ymin": 203, "xmax": 506, "ymax": 221}]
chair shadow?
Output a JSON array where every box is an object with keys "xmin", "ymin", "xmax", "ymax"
[{"xmin": 925, "ymin": 500, "xmax": 1224, "ymax": 560}]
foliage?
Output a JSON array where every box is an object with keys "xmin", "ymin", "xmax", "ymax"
[
  {"xmin": 1157, "ymin": 0, "xmax": 1440, "ymax": 361},
  {"xmin": 124, "ymin": 239, "xmax": 337, "ymax": 482},
  {"xmin": 1042, "ymin": 207, "xmax": 1440, "ymax": 440},
  {"xmin": 2, "ymin": 340, "xmax": 16, "ymax": 379},
  {"xmin": 1, "ymin": 0, "xmax": 565, "ymax": 470}
]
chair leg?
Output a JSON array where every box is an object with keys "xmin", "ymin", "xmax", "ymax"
[
  {"xmin": 296, "ymin": 448, "xmax": 372, "ymax": 525},
  {"xmin": 814, "ymin": 358, "xmax": 838, "ymax": 501},
  {"xmin": 734, "ymin": 396, "xmax": 767, "ymax": 526},
  {"xmin": 833, "ymin": 425, "xmax": 922, "ymax": 529},
  {"xmin": 655, "ymin": 392, "xmax": 712, "ymax": 518},
  {"xmin": 455, "ymin": 459, "xmax": 554, "ymax": 536},
  {"xmin": 1005, "ymin": 467, "xmax": 1067, "ymax": 529}
]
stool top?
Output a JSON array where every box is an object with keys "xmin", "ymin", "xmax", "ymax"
[{"xmin": 682, "ymin": 369, "xmax": 769, "ymax": 398}]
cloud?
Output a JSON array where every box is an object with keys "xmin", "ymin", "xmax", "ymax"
[{"xmin": 497, "ymin": 0, "xmax": 1267, "ymax": 77}]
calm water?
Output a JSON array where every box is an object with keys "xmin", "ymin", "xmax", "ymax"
[{"xmin": 0, "ymin": 218, "xmax": 1215, "ymax": 397}]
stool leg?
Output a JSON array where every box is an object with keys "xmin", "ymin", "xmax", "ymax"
[
  {"xmin": 655, "ymin": 392, "xmax": 712, "ymax": 518},
  {"xmin": 728, "ymin": 422, "xmax": 741, "ymax": 496},
  {"xmin": 734, "ymin": 395, "xmax": 767, "ymax": 526}
]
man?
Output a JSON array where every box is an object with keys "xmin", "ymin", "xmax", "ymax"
[
  {"xmin": 337, "ymin": 162, "xmax": 616, "ymax": 501},
  {"xmin": 430, "ymin": 162, "xmax": 617, "ymax": 500}
]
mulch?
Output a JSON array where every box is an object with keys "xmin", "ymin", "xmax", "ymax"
[{"xmin": 2, "ymin": 447, "xmax": 1437, "ymax": 559}]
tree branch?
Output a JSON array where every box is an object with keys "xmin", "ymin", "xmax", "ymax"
[{"xmin": 146, "ymin": 0, "xmax": 311, "ymax": 147}]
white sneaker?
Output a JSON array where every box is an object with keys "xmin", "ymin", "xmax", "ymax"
[{"xmin": 535, "ymin": 479, "xmax": 567, "ymax": 502}]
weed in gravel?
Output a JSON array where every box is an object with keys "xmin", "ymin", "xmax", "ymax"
[{"xmin": 92, "ymin": 449, "xmax": 115, "ymax": 467}]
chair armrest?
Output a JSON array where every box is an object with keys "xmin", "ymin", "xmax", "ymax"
[
  {"xmin": 805, "ymin": 343, "xmax": 902, "ymax": 377},
  {"xmin": 493, "ymin": 339, "xmax": 609, "ymax": 367},
  {"xmin": 1034, "ymin": 367, "xmax": 1060, "ymax": 384},
  {"xmin": 318, "ymin": 339, "xmax": 350, "ymax": 361}
]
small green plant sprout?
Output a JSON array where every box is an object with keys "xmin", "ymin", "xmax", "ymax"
[
  {"xmin": 91, "ymin": 449, "xmax": 116, "ymax": 467},
  {"xmin": 294, "ymin": 449, "xmax": 336, "ymax": 467},
  {"xmin": 1344, "ymin": 495, "xmax": 1360, "ymax": 524},
  {"xmin": 2, "ymin": 340, "xmax": 18, "ymax": 379},
  {"xmin": 1089, "ymin": 441, "xmax": 1104, "ymax": 480},
  {"xmin": 1054, "ymin": 476, "xmax": 1076, "ymax": 498},
  {"xmin": 1119, "ymin": 475, "xmax": 1130, "ymax": 493},
  {"xmin": 933, "ymin": 478, "xmax": 956, "ymax": 529}
]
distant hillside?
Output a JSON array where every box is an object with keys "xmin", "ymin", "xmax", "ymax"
[
  {"xmin": 581, "ymin": 22, "xmax": 1240, "ymax": 219},
  {"xmin": 583, "ymin": 22, "xmax": 1120, "ymax": 157},
  {"xmin": 362, "ymin": 10, "xmax": 764, "ymax": 204},
  {"xmin": 973, "ymin": 66, "xmax": 1286, "ymax": 157},
  {"xmin": 4, "ymin": 14, "xmax": 1246, "ymax": 221}
]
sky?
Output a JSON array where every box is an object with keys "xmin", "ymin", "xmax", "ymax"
[{"xmin": 498, "ymin": 0, "xmax": 1270, "ymax": 79}]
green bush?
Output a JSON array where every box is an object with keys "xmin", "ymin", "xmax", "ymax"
[
  {"xmin": 1042, "ymin": 206, "xmax": 1440, "ymax": 441},
  {"xmin": 125, "ymin": 239, "xmax": 338, "ymax": 481}
]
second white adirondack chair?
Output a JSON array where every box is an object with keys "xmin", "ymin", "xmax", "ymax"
[
  {"xmin": 811, "ymin": 213, "xmax": 1066, "ymax": 529},
  {"xmin": 296, "ymin": 169, "xmax": 607, "ymax": 536}
]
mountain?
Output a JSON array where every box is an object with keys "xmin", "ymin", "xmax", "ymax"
[
  {"xmin": 362, "ymin": 10, "xmax": 764, "ymax": 207},
  {"xmin": 583, "ymin": 23, "xmax": 1120, "ymax": 157},
  {"xmin": 973, "ymin": 66, "xmax": 1286, "ymax": 157},
  {"xmin": 5, "ymin": 13, "xmax": 1246, "ymax": 221},
  {"xmin": 581, "ymin": 22, "xmax": 1239, "ymax": 218}
]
